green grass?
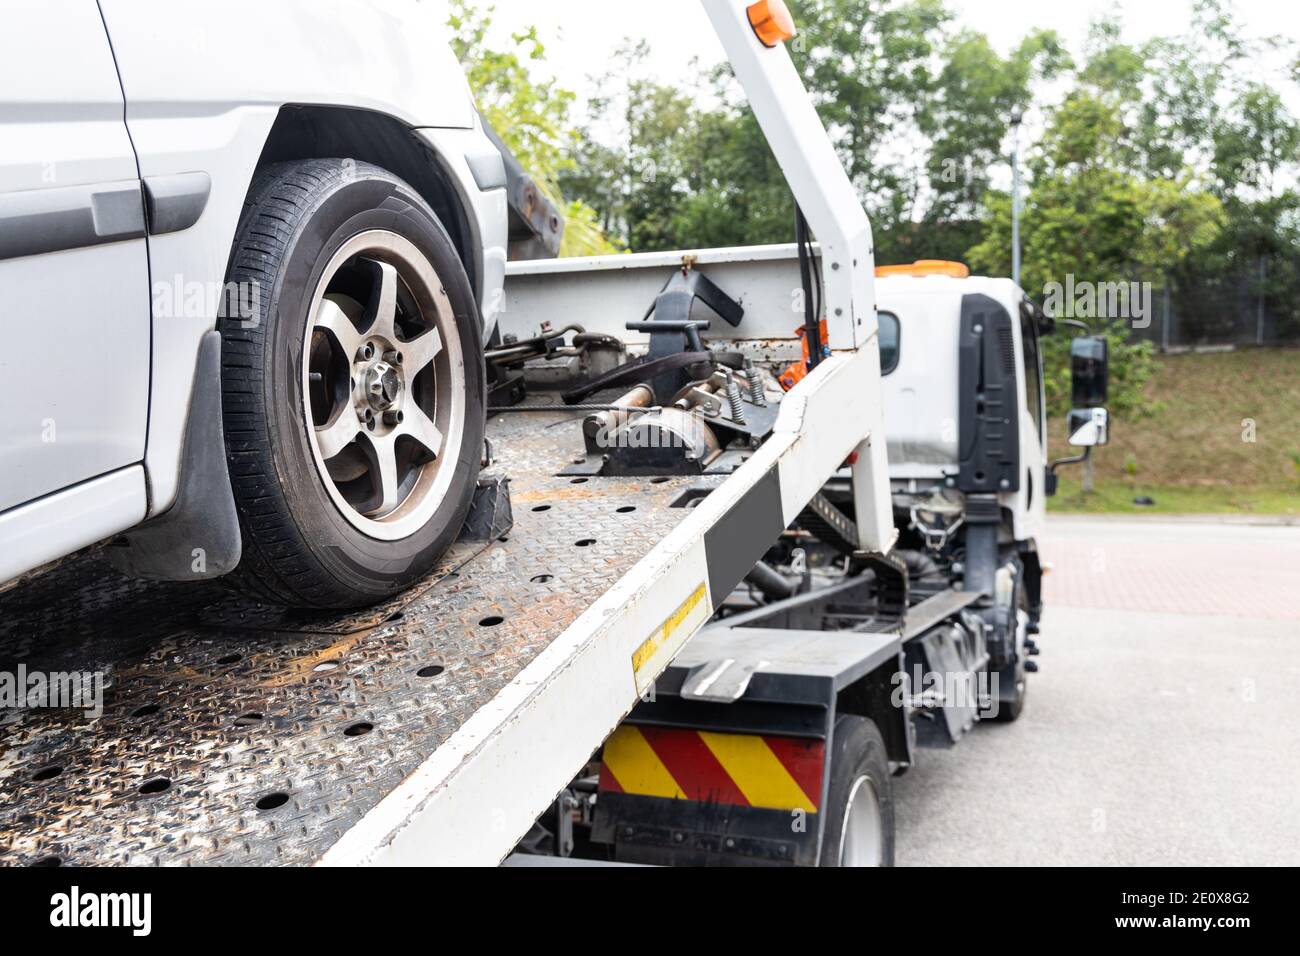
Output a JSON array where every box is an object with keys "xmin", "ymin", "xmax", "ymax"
[
  {"xmin": 1045, "ymin": 347, "xmax": 1300, "ymax": 514},
  {"xmin": 1048, "ymin": 477, "xmax": 1300, "ymax": 515}
]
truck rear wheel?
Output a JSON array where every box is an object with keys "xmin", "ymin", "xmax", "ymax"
[
  {"xmin": 991, "ymin": 581, "xmax": 1031, "ymax": 722},
  {"xmin": 219, "ymin": 159, "xmax": 485, "ymax": 609},
  {"xmin": 819, "ymin": 715, "xmax": 895, "ymax": 866}
]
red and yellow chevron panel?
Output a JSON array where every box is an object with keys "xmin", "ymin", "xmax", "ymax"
[{"xmin": 599, "ymin": 725, "xmax": 824, "ymax": 812}]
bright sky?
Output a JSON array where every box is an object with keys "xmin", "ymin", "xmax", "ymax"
[{"xmin": 438, "ymin": 0, "xmax": 1298, "ymax": 120}]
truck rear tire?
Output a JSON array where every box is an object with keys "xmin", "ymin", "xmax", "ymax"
[
  {"xmin": 819, "ymin": 715, "xmax": 895, "ymax": 866},
  {"xmin": 991, "ymin": 582, "xmax": 1031, "ymax": 722},
  {"xmin": 218, "ymin": 159, "xmax": 485, "ymax": 609}
]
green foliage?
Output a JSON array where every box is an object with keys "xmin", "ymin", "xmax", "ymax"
[
  {"xmin": 1029, "ymin": 319, "xmax": 1160, "ymax": 421},
  {"xmin": 448, "ymin": 0, "xmax": 1298, "ymax": 420},
  {"xmin": 922, "ymin": 28, "xmax": 1070, "ymax": 224},
  {"xmin": 556, "ymin": 1, "xmax": 1069, "ymax": 261},
  {"xmin": 1068, "ymin": 1, "xmax": 1300, "ymax": 340},
  {"xmin": 788, "ymin": 0, "xmax": 950, "ymax": 235},
  {"xmin": 559, "ymin": 43, "xmax": 793, "ymax": 252},
  {"xmin": 447, "ymin": 1, "xmax": 572, "ymax": 189},
  {"xmin": 446, "ymin": 0, "xmax": 620, "ymax": 256},
  {"xmin": 1048, "ymin": 477, "xmax": 1300, "ymax": 515},
  {"xmin": 966, "ymin": 59, "xmax": 1228, "ymax": 419}
]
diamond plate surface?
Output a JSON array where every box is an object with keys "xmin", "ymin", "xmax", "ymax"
[{"xmin": 0, "ymin": 410, "xmax": 721, "ymax": 866}]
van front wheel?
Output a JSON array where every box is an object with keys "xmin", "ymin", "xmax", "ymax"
[{"xmin": 219, "ymin": 159, "xmax": 485, "ymax": 609}]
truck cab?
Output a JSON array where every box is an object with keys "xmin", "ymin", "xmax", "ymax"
[
  {"xmin": 876, "ymin": 267, "xmax": 1049, "ymax": 548},
  {"xmin": 870, "ymin": 263, "xmax": 1058, "ymax": 730}
]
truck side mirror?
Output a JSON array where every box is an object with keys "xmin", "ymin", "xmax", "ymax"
[
  {"xmin": 1070, "ymin": 336, "xmax": 1108, "ymax": 406},
  {"xmin": 1067, "ymin": 407, "xmax": 1109, "ymax": 447}
]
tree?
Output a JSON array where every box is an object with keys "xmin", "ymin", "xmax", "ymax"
[
  {"xmin": 562, "ymin": 1, "xmax": 1067, "ymax": 260},
  {"xmin": 922, "ymin": 29, "xmax": 1070, "ymax": 232},
  {"xmin": 789, "ymin": 0, "xmax": 949, "ymax": 246},
  {"xmin": 451, "ymin": 0, "xmax": 1298, "ymax": 362},
  {"xmin": 1074, "ymin": 1, "xmax": 1300, "ymax": 342},
  {"xmin": 560, "ymin": 44, "xmax": 794, "ymax": 253},
  {"xmin": 446, "ymin": 0, "xmax": 620, "ymax": 256},
  {"xmin": 1199, "ymin": 83, "xmax": 1300, "ymax": 340},
  {"xmin": 968, "ymin": 91, "xmax": 1224, "ymax": 418}
]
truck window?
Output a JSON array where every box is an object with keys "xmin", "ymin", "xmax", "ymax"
[
  {"xmin": 879, "ymin": 312, "xmax": 900, "ymax": 374},
  {"xmin": 1020, "ymin": 303, "xmax": 1044, "ymax": 439}
]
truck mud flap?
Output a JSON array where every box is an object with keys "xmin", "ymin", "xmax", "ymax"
[{"xmin": 903, "ymin": 613, "xmax": 988, "ymax": 747}]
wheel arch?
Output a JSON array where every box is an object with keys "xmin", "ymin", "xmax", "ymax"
[
  {"xmin": 836, "ymin": 656, "xmax": 916, "ymax": 774},
  {"xmin": 248, "ymin": 105, "xmax": 480, "ymax": 299}
]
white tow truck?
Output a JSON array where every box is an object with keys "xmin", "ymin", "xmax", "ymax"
[{"xmin": 0, "ymin": 0, "xmax": 1109, "ymax": 867}]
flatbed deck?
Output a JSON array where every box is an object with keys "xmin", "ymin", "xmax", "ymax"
[
  {"xmin": 0, "ymin": 408, "xmax": 722, "ymax": 866},
  {"xmin": 2, "ymin": 0, "xmax": 905, "ymax": 869}
]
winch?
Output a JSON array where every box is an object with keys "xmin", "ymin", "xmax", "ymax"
[{"xmin": 488, "ymin": 257, "xmax": 786, "ymax": 478}]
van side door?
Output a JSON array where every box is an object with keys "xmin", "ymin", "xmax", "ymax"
[{"xmin": 0, "ymin": 0, "xmax": 151, "ymax": 513}]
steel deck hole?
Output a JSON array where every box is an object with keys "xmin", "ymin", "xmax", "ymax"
[
  {"xmin": 343, "ymin": 721, "xmax": 374, "ymax": 738},
  {"xmin": 531, "ymin": 505, "xmax": 552, "ymax": 513},
  {"xmin": 649, "ymin": 477, "xmax": 670, "ymax": 484},
  {"xmin": 531, "ymin": 574, "xmax": 553, "ymax": 584},
  {"xmin": 416, "ymin": 665, "xmax": 445, "ymax": 678},
  {"xmin": 385, "ymin": 611, "xmax": 405, "ymax": 623},
  {"xmin": 479, "ymin": 615, "xmax": 505, "ymax": 627},
  {"xmin": 575, "ymin": 538, "xmax": 596, "ymax": 548},
  {"xmin": 138, "ymin": 777, "xmax": 171, "ymax": 796},
  {"xmin": 570, "ymin": 477, "xmax": 589, "ymax": 484},
  {"xmin": 616, "ymin": 506, "xmax": 636, "ymax": 514},
  {"xmin": 131, "ymin": 703, "xmax": 161, "ymax": 718},
  {"xmin": 216, "ymin": 654, "xmax": 242, "ymax": 665},
  {"xmin": 255, "ymin": 792, "xmax": 290, "ymax": 812},
  {"xmin": 313, "ymin": 660, "xmax": 341, "ymax": 673},
  {"xmin": 234, "ymin": 713, "xmax": 264, "ymax": 727},
  {"xmin": 30, "ymin": 766, "xmax": 63, "ymax": 782}
]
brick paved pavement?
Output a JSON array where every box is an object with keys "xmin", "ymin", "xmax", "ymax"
[
  {"xmin": 1042, "ymin": 516, "xmax": 1300, "ymax": 621},
  {"xmin": 895, "ymin": 516, "xmax": 1300, "ymax": 866}
]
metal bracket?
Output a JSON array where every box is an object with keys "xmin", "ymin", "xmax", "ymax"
[
  {"xmin": 961, "ymin": 495, "xmax": 1001, "ymax": 599},
  {"xmin": 632, "ymin": 265, "xmax": 744, "ymax": 400},
  {"xmin": 850, "ymin": 552, "xmax": 908, "ymax": 634},
  {"xmin": 680, "ymin": 657, "xmax": 764, "ymax": 703}
]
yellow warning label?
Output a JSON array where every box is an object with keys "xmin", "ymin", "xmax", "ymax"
[{"xmin": 631, "ymin": 583, "xmax": 708, "ymax": 692}]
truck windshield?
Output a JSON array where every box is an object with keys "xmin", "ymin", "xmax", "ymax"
[{"xmin": 879, "ymin": 312, "xmax": 900, "ymax": 374}]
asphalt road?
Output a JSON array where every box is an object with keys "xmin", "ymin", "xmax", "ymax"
[{"xmin": 894, "ymin": 515, "xmax": 1300, "ymax": 866}]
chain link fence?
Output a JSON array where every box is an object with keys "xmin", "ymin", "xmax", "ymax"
[{"xmin": 1129, "ymin": 255, "xmax": 1300, "ymax": 351}]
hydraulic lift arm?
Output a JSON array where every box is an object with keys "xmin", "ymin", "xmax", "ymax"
[{"xmin": 702, "ymin": 0, "xmax": 895, "ymax": 554}]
